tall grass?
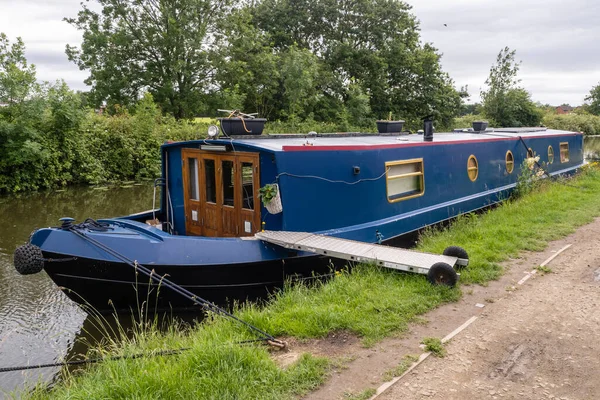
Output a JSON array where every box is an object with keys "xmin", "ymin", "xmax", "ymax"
[{"xmin": 26, "ymin": 166, "xmax": 600, "ymax": 399}]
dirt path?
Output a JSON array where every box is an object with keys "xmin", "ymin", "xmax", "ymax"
[{"xmin": 291, "ymin": 217, "xmax": 600, "ymax": 400}]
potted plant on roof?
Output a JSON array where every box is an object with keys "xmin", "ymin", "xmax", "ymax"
[
  {"xmin": 376, "ymin": 112, "xmax": 405, "ymax": 134},
  {"xmin": 216, "ymin": 109, "xmax": 267, "ymax": 136},
  {"xmin": 259, "ymin": 183, "xmax": 283, "ymax": 214}
]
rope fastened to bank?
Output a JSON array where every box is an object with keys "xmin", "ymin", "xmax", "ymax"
[
  {"xmin": 0, "ymin": 348, "xmax": 188, "ymax": 373},
  {"xmin": 62, "ymin": 221, "xmax": 285, "ymax": 348}
]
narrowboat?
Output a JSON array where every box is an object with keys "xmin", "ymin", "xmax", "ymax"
[{"xmin": 13, "ymin": 124, "xmax": 584, "ymax": 313}]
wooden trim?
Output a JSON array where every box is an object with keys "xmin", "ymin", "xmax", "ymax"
[
  {"xmin": 385, "ymin": 158, "xmax": 425, "ymax": 203},
  {"xmin": 181, "ymin": 149, "xmax": 260, "ymax": 237}
]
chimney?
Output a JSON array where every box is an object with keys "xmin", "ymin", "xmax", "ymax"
[{"xmin": 423, "ymin": 116, "xmax": 434, "ymax": 142}]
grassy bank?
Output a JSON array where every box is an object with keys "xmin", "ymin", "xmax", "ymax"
[{"xmin": 28, "ymin": 166, "xmax": 600, "ymax": 399}]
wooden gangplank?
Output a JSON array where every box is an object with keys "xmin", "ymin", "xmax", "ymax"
[{"xmin": 255, "ymin": 231, "xmax": 459, "ymax": 275}]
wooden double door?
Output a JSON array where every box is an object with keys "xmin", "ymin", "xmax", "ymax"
[{"xmin": 182, "ymin": 149, "xmax": 261, "ymax": 237}]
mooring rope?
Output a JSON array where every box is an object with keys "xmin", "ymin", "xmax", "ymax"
[
  {"xmin": 0, "ymin": 348, "xmax": 188, "ymax": 373},
  {"xmin": 64, "ymin": 224, "xmax": 283, "ymax": 347},
  {"xmin": 0, "ymin": 338, "xmax": 274, "ymax": 373}
]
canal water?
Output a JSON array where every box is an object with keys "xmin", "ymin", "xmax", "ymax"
[
  {"xmin": 2, "ymin": 136, "xmax": 600, "ymax": 396},
  {"xmin": 0, "ymin": 184, "xmax": 155, "ymax": 396}
]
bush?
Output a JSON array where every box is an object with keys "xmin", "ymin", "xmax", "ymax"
[
  {"xmin": 0, "ymin": 91, "xmax": 207, "ymax": 193},
  {"xmin": 542, "ymin": 112, "xmax": 600, "ymax": 135}
]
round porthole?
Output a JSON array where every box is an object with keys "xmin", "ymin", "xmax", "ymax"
[
  {"xmin": 527, "ymin": 148, "xmax": 534, "ymax": 158},
  {"xmin": 506, "ymin": 151, "xmax": 514, "ymax": 174},
  {"xmin": 548, "ymin": 146, "xmax": 554, "ymax": 164},
  {"xmin": 467, "ymin": 155, "xmax": 478, "ymax": 182}
]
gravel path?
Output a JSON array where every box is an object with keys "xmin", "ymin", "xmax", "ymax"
[{"xmin": 377, "ymin": 218, "xmax": 600, "ymax": 400}]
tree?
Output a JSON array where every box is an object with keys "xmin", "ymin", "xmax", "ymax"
[
  {"xmin": 585, "ymin": 83, "xmax": 600, "ymax": 116},
  {"xmin": 65, "ymin": 0, "xmax": 232, "ymax": 119},
  {"xmin": 481, "ymin": 47, "xmax": 541, "ymax": 127},
  {"xmin": 252, "ymin": 0, "xmax": 464, "ymax": 127},
  {"xmin": 0, "ymin": 34, "xmax": 38, "ymax": 115}
]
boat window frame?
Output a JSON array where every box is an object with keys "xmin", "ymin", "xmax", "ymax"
[
  {"xmin": 385, "ymin": 158, "xmax": 425, "ymax": 203},
  {"xmin": 467, "ymin": 155, "xmax": 479, "ymax": 182},
  {"xmin": 527, "ymin": 148, "xmax": 534, "ymax": 158},
  {"xmin": 548, "ymin": 145, "xmax": 554, "ymax": 164},
  {"xmin": 560, "ymin": 142, "xmax": 569, "ymax": 163},
  {"xmin": 505, "ymin": 150, "xmax": 514, "ymax": 174}
]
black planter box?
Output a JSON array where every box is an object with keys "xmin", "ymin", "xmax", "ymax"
[
  {"xmin": 376, "ymin": 120, "xmax": 405, "ymax": 133},
  {"xmin": 218, "ymin": 118, "xmax": 267, "ymax": 136},
  {"xmin": 472, "ymin": 121, "xmax": 488, "ymax": 132}
]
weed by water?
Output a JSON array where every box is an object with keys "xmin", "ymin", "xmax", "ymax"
[
  {"xmin": 421, "ymin": 337, "xmax": 445, "ymax": 357},
  {"xmin": 536, "ymin": 265, "xmax": 553, "ymax": 274},
  {"xmin": 383, "ymin": 354, "xmax": 419, "ymax": 381},
  {"xmin": 343, "ymin": 388, "xmax": 377, "ymax": 400}
]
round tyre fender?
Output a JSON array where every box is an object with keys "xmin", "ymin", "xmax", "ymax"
[
  {"xmin": 442, "ymin": 246, "xmax": 469, "ymax": 269},
  {"xmin": 13, "ymin": 244, "xmax": 44, "ymax": 275},
  {"xmin": 427, "ymin": 262, "xmax": 458, "ymax": 287}
]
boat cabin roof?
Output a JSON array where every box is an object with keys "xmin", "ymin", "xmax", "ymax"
[{"xmin": 162, "ymin": 127, "xmax": 580, "ymax": 153}]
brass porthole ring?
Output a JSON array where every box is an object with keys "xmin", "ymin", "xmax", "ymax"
[
  {"xmin": 548, "ymin": 145, "xmax": 554, "ymax": 164},
  {"xmin": 467, "ymin": 155, "xmax": 478, "ymax": 182},
  {"xmin": 506, "ymin": 150, "xmax": 514, "ymax": 174}
]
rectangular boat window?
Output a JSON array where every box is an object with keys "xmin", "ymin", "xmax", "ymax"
[
  {"xmin": 241, "ymin": 162, "xmax": 254, "ymax": 210},
  {"xmin": 187, "ymin": 158, "xmax": 199, "ymax": 201},
  {"xmin": 560, "ymin": 142, "xmax": 569, "ymax": 163},
  {"xmin": 222, "ymin": 160, "xmax": 235, "ymax": 207},
  {"xmin": 204, "ymin": 159, "xmax": 216, "ymax": 203},
  {"xmin": 385, "ymin": 159, "xmax": 424, "ymax": 202}
]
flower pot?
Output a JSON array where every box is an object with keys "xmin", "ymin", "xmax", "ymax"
[
  {"xmin": 218, "ymin": 118, "xmax": 267, "ymax": 136},
  {"xmin": 472, "ymin": 121, "xmax": 488, "ymax": 132},
  {"xmin": 376, "ymin": 120, "xmax": 405, "ymax": 134},
  {"xmin": 263, "ymin": 184, "xmax": 283, "ymax": 214}
]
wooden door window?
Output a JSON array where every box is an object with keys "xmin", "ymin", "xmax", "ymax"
[
  {"xmin": 241, "ymin": 162, "xmax": 255, "ymax": 210},
  {"xmin": 204, "ymin": 159, "xmax": 216, "ymax": 203},
  {"xmin": 222, "ymin": 160, "xmax": 235, "ymax": 207},
  {"xmin": 188, "ymin": 158, "xmax": 200, "ymax": 200},
  {"xmin": 182, "ymin": 149, "xmax": 260, "ymax": 237}
]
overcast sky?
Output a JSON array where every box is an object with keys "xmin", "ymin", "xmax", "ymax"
[{"xmin": 0, "ymin": 0, "xmax": 599, "ymax": 106}]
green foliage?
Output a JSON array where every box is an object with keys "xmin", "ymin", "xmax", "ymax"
[
  {"xmin": 585, "ymin": 82, "xmax": 600, "ymax": 116},
  {"xmin": 344, "ymin": 388, "xmax": 377, "ymax": 400},
  {"xmin": 383, "ymin": 354, "xmax": 419, "ymax": 381},
  {"xmin": 421, "ymin": 337, "xmax": 445, "ymax": 357},
  {"xmin": 513, "ymin": 157, "xmax": 545, "ymax": 199},
  {"xmin": 481, "ymin": 47, "xmax": 541, "ymax": 127},
  {"xmin": 64, "ymin": 0, "xmax": 465, "ymax": 126},
  {"xmin": 251, "ymin": 0, "xmax": 464, "ymax": 128},
  {"xmin": 65, "ymin": 0, "xmax": 233, "ymax": 118},
  {"xmin": 0, "ymin": 33, "xmax": 37, "ymax": 108},
  {"xmin": 258, "ymin": 183, "xmax": 278, "ymax": 205},
  {"xmin": 543, "ymin": 111, "xmax": 600, "ymax": 135},
  {"xmin": 239, "ymin": 265, "xmax": 460, "ymax": 347}
]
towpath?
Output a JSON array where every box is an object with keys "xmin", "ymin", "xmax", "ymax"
[{"xmin": 294, "ymin": 216, "xmax": 600, "ymax": 400}]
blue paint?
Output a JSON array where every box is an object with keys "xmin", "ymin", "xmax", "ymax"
[{"xmin": 30, "ymin": 130, "xmax": 584, "ymax": 269}]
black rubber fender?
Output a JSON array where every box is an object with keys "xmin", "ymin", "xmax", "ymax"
[{"xmin": 13, "ymin": 243, "xmax": 44, "ymax": 275}]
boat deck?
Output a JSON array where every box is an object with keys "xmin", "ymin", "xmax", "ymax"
[{"xmin": 210, "ymin": 128, "xmax": 579, "ymax": 152}]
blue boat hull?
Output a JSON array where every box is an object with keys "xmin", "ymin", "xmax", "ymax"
[
  {"xmin": 23, "ymin": 129, "xmax": 584, "ymax": 312},
  {"xmin": 41, "ymin": 251, "xmax": 333, "ymax": 313}
]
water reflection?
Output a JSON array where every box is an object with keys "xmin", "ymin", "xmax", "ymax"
[
  {"xmin": 584, "ymin": 136, "xmax": 600, "ymax": 161},
  {"xmin": 0, "ymin": 184, "xmax": 154, "ymax": 395}
]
